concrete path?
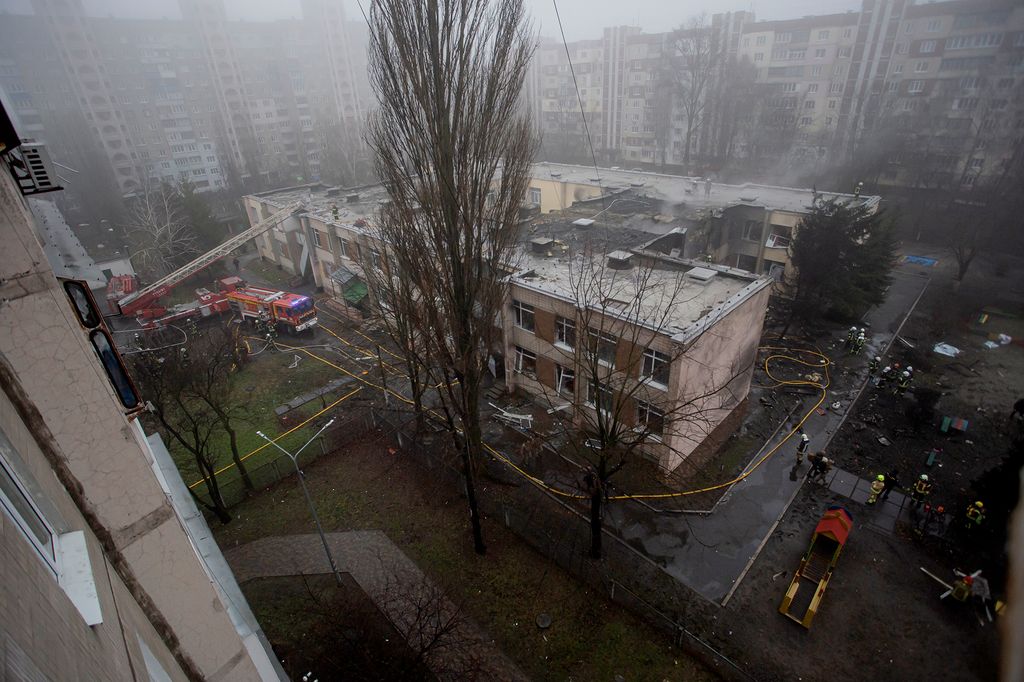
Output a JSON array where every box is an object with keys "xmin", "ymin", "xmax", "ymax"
[
  {"xmin": 225, "ymin": 531, "xmax": 528, "ymax": 682},
  {"xmin": 819, "ymin": 466, "xmax": 910, "ymax": 535},
  {"xmin": 606, "ymin": 266, "xmax": 931, "ymax": 604}
]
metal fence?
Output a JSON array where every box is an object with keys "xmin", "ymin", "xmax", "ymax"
[
  {"xmin": 192, "ymin": 402, "xmax": 751, "ymax": 679},
  {"xmin": 191, "ymin": 409, "xmax": 375, "ymax": 509}
]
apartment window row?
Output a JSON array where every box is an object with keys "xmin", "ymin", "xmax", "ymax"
[{"xmin": 945, "ymin": 33, "xmax": 1002, "ymax": 51}]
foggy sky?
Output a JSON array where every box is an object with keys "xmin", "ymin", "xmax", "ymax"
[{"xmin": 0, "ymin": 0, "xmax": 862, "ymax": 39}]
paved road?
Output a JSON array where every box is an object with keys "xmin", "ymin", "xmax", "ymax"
[
  {"xmin": 605, "ymin": 266, "xmax": 931, "ymax": 603},
  {"xmin": 226, "ymin": 531, "xmax": 528, "ymax": 682}
]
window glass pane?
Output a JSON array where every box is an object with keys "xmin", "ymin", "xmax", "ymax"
[
  {"xmin": 90, "ymin": 330, "xmax": 141, "ymax": 409},
  {"xmin": 63, "ymin": 280, "xmax": 101, "ymax": 328},
  {"xmin": 0, "ymin": 442, "xmax": 55, "ymax": 569}
]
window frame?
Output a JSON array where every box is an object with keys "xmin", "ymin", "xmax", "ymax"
[
  {"xmin": 556, "ymin": 364, "xmax": 575, "ymax": 396},
  {"xmin": 555, "ymin": 315, "xmax": 576, "ymax": 349},
  {"xmin": 586, "ymin": 379, "xmax": 615, "ymax": 416},
  {"xmin": 0, "ymin": 447, "xmax": 57, "ymax": 576},
  {"xmin": 512, "ymin": 300, "xmax": 535, "ymax": 332},
  {"xmin": 587, "ymin": 328, "xmax": 618, "ymax": 367},
  {"xmin": 514, "ymin": 345, "xmax": 537, "ymax": 377},
  {"xmin": 636, "ymin": 400, "xmax": 666, "ymax": 439},
  {"xmin": 641, "ymin": 348, "xmax": 671, "ymax": 388}
]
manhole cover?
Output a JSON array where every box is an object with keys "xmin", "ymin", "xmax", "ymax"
[{"xmin": 535, "ymin": 613, "xmax": 551, "ymax": 629}]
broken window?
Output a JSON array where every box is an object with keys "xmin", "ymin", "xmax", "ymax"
[
  {"xmin": 588, "ymin": 328, "xmax": 617, "ymax": 366},
  {"xmin": 741, "ymin": 220, "xmax": 762, "ymax": 242},
  {"xmin": 641, "ymin": 348, "xmax": 671, "ymax": 387},
  {"xmin": 637, "ymin": 400, "xmax": 665, "ymax": 437},
  {"xmin": 514, "ymin": 346, "xmax": 537, "ymax": 376},
  {"xmin": 556, "ymin": 364, "xmax": 575, "ymax": 395},
  {"xmin": 765, "ymin": 225, "xmax": 792, "ymax": 248},
  {"xmin": 587, "ymin": 379, "xmax": 614, "ymax": 414},
  {"xmin": 513, "ymin": 300, "xmax": 535, "ymax": 332},
  {"xmin": 556, "ymin": 315, "xmax": 576, "ymax": 348}
]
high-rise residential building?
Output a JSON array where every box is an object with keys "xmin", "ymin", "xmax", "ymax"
[
  {"xmin": 0, "ymin": 102, "xmax": 284, "ymax": 682},
  {"xmin": 0, "ymin": 0, "xmax": 369, "ymax": 218},
  {"xmin": 528, "ymin": 0, "xmax": 1023, "ymax": 189}
]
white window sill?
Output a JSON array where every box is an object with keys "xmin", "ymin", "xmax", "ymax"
[
  {"xmin": 515, "ymin": 325, "xmax": 535, "ymax": 334},
  {"xmin": 58, "ymin": 531, "xmax": 103, "ymax": 626},
  {"xmin": 554, "ymin": 341, "xmax": 574, "ymax": 352},
  {"xmin": 641, "ymin": 377, "xmax": 669, "ymax": 392},
  {"xmin": 632, "ymin": 425, "xmax": 664, "ymax": 442}
]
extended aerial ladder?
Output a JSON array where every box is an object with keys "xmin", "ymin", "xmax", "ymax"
[{"xmin": 114, "ymin": 201, "xmax": 302, "ymax": 317}]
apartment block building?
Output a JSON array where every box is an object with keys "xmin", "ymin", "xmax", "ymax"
[
  {"xmin": 735, "ymin": 13, "xmax": 860, "ymax": 158},
  {"xmin": 870, "ymin": 0, "xmax": 1024, "ymax": 188},
  {"xmin": 0, "ymin": 0, "xmax": 368, "ymax": 214},
  {"xmin": 529, "ymin": 0, "xmax": 1023, "ymax": 188},
  {"xmin": 1, "ymin": 108, "xmax": 283, "ymax": 681}
]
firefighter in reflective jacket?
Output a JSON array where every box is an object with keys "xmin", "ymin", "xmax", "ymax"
[
  {"xmin": 845, "ymin": 326, "xmax": 857, "ymax": 348},
  {"xmin": 911, "ymin": 474, "xmax": 933, "ymax": 507},
  {"xmin": 869, "ymin": 356, "xmax": 881, "ymax": 373},
  {"xmin": 868, "ymin": 474, "xmax": 886, "ymax": 504},
  {"xmin": 894, "ymin": 370, "xmax": 912, "ymax": 396},
  {"xmin": 965, "ymin": 501, "xmax": 985, "ymax": 530}
]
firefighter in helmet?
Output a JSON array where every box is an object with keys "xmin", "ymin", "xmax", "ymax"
[
  {"xmin": 964, "ymin": 501, "xmax": 985, "ymax": 530},
  {"xmin": 868, "ymin": 474, "xmax": 885, "ymax": 505},
  {"xmin": 911, "ymin": 474, "xmax": 933, "ymax": 507}
]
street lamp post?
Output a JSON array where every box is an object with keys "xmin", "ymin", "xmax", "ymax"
[{"xmin": 256, "ymin": 419, "xmax": 342, "ymax": 586}]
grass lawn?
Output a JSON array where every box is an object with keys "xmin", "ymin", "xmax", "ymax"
[
  {"xmin": 163, "ymin": 347, "xmax": 349, "ymax": 491},
  {"xmin": 216, "ymin": 435, "xmax": 717, "ymax": 681}
]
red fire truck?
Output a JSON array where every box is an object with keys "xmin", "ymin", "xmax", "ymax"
[
  {"xmin": 222, "ymin": 278, "xmax": 318, "ymax": 332},
  {"xmin": 112, "ymin": 201, "xmax": 318, "ymax": 333}
]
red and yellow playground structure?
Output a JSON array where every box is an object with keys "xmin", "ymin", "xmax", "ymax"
[{"xmin": 779, "ymin": 506, "xmax": 854, "ymax": 629}]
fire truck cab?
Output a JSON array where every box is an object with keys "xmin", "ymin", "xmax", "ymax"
[{"xmin": 221, "ymin": 277, "xmax": 318, "ymax": 333}]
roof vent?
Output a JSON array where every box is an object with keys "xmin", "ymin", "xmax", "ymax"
[
  {"xmin": 685, "ymin": 266, "xmax": 718, "ymax": 284},
  {"xmin": 630, "ymin": 182, "xmax": 645, "ymax": 188},
  {"xmin": 572, "ymin": 218, "xmax": 594, "ymax": 229},
  {"xmin": 589, "ymin": 176, "xmax": 601, "ymax": 182},
  {"xmin": 550, "ymin": 171, "xmax": 561, "ymax": 178},
  {"xmin": 607, "ymin": 250, "xmax": 633, "ymax": 269},
  {"xmin": 346, "ymin": 193, "xmax": 360, "ymax": 203},
  {"xmin": 738, "ymin": 195, "xmax": 758, "ymax": 202}
]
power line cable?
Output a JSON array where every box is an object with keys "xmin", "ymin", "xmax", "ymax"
[{"xmin": 551, "ymin": 0, "xmax": 604, "ymax": 211}]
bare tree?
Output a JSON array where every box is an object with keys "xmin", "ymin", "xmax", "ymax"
[
  {"xmin": 125, "ymin": 182, "xmax": 199, "ymax": 281},
  {"xmin": 671, "ymin": 15, "xmax": 715, "ymax": 168},
  {"xmin": 129, "ymin": 330, "xmax": 232, "ymax": 523},
  {"xmin": 365, "ymin": 0, "xmax": 538, "ymax": 555},
  {"xmin": 185, "ymin": 323, "xmax": 255, "ymax": 492},
  {"xmin": 525, "ymin": 247, "xmax": 758, "ymax": 559},
  {"xmin": 361, "ymin": 246, "xmax": 431, "ymax": 434}
]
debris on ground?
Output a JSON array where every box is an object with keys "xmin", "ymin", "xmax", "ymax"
[{"xmin": 933, "ymin": 342, "xmax": 961, "ymax": 357}]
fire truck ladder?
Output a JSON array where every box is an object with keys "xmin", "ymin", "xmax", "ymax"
[{"xmin": 117, "ymin": 201, "xmax": 302, "ymax": 316}]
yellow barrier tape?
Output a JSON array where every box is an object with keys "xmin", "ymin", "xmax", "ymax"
[
  {"xmin": 187, "ymin": 384, "xmax": 363, "ymax": 490},
  {"xmin": 283, "ymin": 332, "xmax": 832, "ymax": 503}
]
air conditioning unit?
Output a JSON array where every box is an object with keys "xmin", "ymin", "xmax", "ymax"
[{"xmin": 11, "ymin": 141, "xmax": 61, "ymax": 196}]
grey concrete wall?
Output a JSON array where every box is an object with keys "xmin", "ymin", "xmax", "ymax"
[{"xmin": 0, "ymin": 163, "xmax": 281, "ymax": 680}]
